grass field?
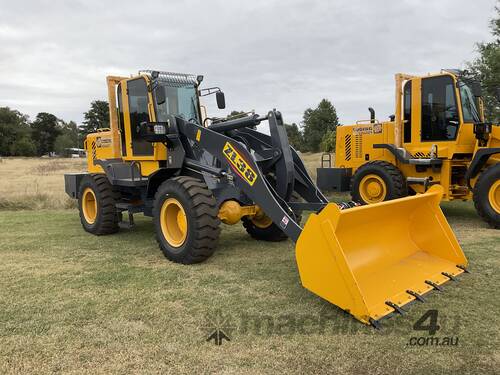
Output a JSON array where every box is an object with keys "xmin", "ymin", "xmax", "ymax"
[{"xmin": 0, "ymin": 157, "xmax": 499, "ymax": 374}]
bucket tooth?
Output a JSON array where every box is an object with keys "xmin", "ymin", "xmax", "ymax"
[
  {"xmin": 369, "ymin": 318, "xmax": 382, "ymax": 330},
  {"xmin": 442, "ymin": 272, "xmax": 457, "ymax": 281},
  {"xmin": 406, "ymin": 290, "xmax": 426, "ymax": 302},
  {"xmin": 456, "ymin": 265, "xmax": 470, "ymax": 273},
  {"xmin": 385, "ymin": 301, "xmax": 406, "ymax": 315},
  {"xmin": 425, "ymin": 280, "xmax": 443, "ymax": 291}
]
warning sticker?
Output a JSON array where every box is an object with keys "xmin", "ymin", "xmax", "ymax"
[
  {"xmin": 280, "ymin": 216, "xmax": 289, "ymax": 229},
  {"xmin": 96, "ymin": 136, "xmax": 112, "ymax": 148}
]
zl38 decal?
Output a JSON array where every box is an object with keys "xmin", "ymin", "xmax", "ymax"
[{"xmin": 223, "ymin": 142, "xmax": 257, "ymax": 186}]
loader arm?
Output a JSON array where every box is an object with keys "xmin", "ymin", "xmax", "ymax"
[
  {"xmin": 233, "ymin": 127, "xmax": 328, "ymax": 204},
  {"xmin": 177, "ymin": 112, "xmax": 305, "ymax": 242}
]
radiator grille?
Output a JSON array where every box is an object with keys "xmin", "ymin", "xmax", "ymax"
[{"xmin": 355, "ymin": 134, "xmax": 362, "ymax": 159}]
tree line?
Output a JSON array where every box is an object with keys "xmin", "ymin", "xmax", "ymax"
[
  {"xmin": 0, "ymin": 6, "xmax": 498, "ymax": 157},
  {"xmin": 0, "ymin": 98, "xmax": 339, "ymax": 157},
  {"xmin": 0, "ymin": 100, "xmax": 109, "ymax": 156},
  {"xmin": 0, "ymin": 101, "xmax": 109, "ymax": 156}
]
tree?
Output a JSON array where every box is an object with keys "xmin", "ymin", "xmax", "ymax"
[
  {"xmin": 285, "ymin": 123, "xmax": 304, "ymax": 150},
  {"xmin": 468, "ymin": 6, "xmax": 500, "ymax": 122},
  {"xmin": 10, "ymin": 137, "xmax": 37, "ymax": 156},
  {"xmin": 54, "ymin": 133, "xmax": 75, "ymax": 155},
  {"xmin": 320, "ymin": 130, "xmax": 336, "ymax": 152},
  {"xmin": 228, "ymin": 110, "xmax": 247, "ymax": 119},
  {"xmin": 0, "ymin": 107, "xmax": 34, "ymax": 156},
  {"xmin": 80, "ymin": 100, "xmax": 109, "ymax": 137},
  {"xmin": 64, "ymin": 121, "xmax": 80, "ymax": 147},
  {"xmin": 31, "ymin": 112, "xmax": 61, "ymax": 155},
  {"xmin": 301, "ymin": 99, "xmax": 340, "ymax": 152}
]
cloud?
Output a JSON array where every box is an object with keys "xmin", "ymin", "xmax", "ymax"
[{"xmin": 0, "ymin": 0, "xmax": 496, "ymax": 126}]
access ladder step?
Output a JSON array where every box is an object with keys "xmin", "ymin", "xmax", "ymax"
[{"xmin": 118, "ymin": 212, "xmax": 135, "ymax": 229}]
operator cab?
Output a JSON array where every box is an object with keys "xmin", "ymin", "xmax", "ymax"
[
  {"xmin": 401, "ymin": 70, "xmax": 484, "ymax": 156},
  {"xmin": 116, "ymin": 70, "xmax": 226, "ymax": 159}
]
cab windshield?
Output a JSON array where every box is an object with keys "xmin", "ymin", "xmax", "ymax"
[
  {"xmin": 155, "ymin": 83, "xmax": 200, "ymax": 124},
  {"xmin": 458, "ymin": 81, "xmax": 481, "ymax": 123}
]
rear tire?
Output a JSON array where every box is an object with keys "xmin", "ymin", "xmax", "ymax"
[
  {"xmin": 242, "ymin": 217, "xmax": 288, "ymax": 242},
  {"xmin": 78, "ymin": 174, "xmax": 120, "ymax": 235},
  {"xmin": 153, "ymin": 176, "xmax": 221, "ymax": 264},
  {"xmin": 473, "ymin": 163, "xmax": 500, "ymax": 229},
  {"xmin": 351, "ymin": 161, "xmax": 407, "ymax": 204}
]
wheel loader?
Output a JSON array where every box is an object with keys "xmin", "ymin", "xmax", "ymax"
[
  {"xmin": 65, "ymin": 70, "xmax": 468, "ymax": 327},
  {"xmin": 318, "ymin": 70, "xmax": 499, "ymax": 228}
]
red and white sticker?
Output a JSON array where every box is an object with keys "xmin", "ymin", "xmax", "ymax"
[{"xmin": 280, "ymin": 216, "xmax": 289, "ymax": 229}]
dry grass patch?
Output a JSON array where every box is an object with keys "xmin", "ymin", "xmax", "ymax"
[
  {"xmin": 30, "ymin": 160, "xmax": 85, "ymax": 175},
  {"xmin": 0, "ymin": 157, "xmax": 85, "ymax": 209},
  {"xmin": 297, "ymin": 151, "xmax": 329, "ymax": 181}
]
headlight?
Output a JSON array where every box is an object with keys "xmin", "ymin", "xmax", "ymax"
[{"xmin": 154, "ymin": 124, "xmax": 166, "ymax": 134}]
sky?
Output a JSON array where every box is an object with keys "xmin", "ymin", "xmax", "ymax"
[{"xmin": 0, "ymin": 0, "xmax": 497, "ymax": 128}]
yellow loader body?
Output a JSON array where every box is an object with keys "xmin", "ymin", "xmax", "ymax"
[{"xmin": 296, "ymin": 185, "xmax": 468, "ymax": 325}]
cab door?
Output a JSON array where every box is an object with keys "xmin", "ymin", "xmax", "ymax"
[
  {"xmin": 404, "ymin": 74, "xmax": 460, "ymax": 159},
  {"xmin": 122, "ymin": 77, "xmax": 154, "ymax": 159},
  {"xmin": 420, "ymin": 75, "xmax": 460, "ymax": 144}
]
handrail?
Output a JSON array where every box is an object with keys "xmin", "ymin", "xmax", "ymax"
[
  {"xmin": 130, "ymin": 161, "xmax": 143, "ymax": 181},
  {"xmin": 355, "ymin": 119, "xmax": 380, "ymax": 125},
  {"xmin": 321, "ymin": 153, "xmax": 332, "ymax": 168}
]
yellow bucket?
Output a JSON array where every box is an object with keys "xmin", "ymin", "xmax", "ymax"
[{"xmin": 295, "ymin": 185, "xmax": 468, "ymax": 325}]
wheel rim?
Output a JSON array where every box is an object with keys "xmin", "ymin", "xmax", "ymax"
[
  {"xmin": 488, "ymin": 180, "xmax": 500, "ymax": 214},
  {"xmin": 160, "ymin": 198, "xmax": 188, "ymax": 247},
  {"xmin": 82, "ymin": 187, "xmax": 97, "ymax": 224},
  {"xmin": 359, "ymin": 174, "xmax": 387, "ymax": 203}
]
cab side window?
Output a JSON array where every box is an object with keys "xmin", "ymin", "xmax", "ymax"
[
  {"xmin": 117, "ymin": 83, "xmax": 127, "ymax": 156},
  {"xmin": 403, "ymin": 81, "xmax": 412, "ymax": 143},
  {"xmin": 421, "ymin": 76, "xmax": 459, "ymax": 141}
]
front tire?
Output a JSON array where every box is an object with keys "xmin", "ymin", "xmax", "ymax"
[
  {"xmin": 78, "ymin": 174, "xmax": 120, "ymax": 235},
  {"xmin": 473, "ymin": 163, "xmax": 500, "ymax": 229},
  {"xmin": 153, "ymin": 176, "xmax": 221, "ymax": 264},
  {"xmin": 351, "ymin": 161, "xmax": 407, "ymax": 204}
]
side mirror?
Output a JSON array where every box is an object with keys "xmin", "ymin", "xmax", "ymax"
[
  {"xmin": 216, "ymin": 91, "xmax": 226, "ymax": 109},
  {"xmin": 471, "ymin": 81, "xmax": 482, "ymax": 97},
  {"xmin": 155, "ymin": 86, "xmax": 166, "ymax": 105}
]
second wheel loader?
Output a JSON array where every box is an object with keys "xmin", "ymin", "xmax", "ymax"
[
  {"xmin": 318, "ymin": 70, "xmax": 499, "ymax": 228},
  {"xmin": 65, "ymin": 70, "xmax": 468, "ymax": 327}
]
